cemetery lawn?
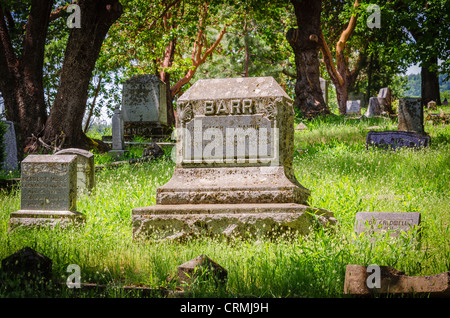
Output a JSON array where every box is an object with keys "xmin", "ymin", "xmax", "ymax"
[{"xmin": 0, "ymin": 115, "xmax": 449, "ymax": 298}]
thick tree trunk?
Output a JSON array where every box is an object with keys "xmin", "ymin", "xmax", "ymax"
[
  {"xmin": 421, "ymin": 56, "xmax": 441, "ymax": 106},
  {"xmin": 43, "ymin": 0, "xmax": 122, "ymax": 150},
  {"xmin": 287, "ymin": 0, "xmax": 330, "ymax": 118}
]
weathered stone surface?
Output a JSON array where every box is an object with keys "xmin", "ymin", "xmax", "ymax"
[
  {"xmin": 1, "ymin": 120, "xmax": 18, "ymax": 171},
  {"xmin": 319, "ymin": 77, "xmax": 329, "ymax": 105},
  {"xmin": 295, "ymin": 122, "xmax": 308, "ymax": 130},
  {"xmin": 178, "ymin": 255, "xmax": 227, "ymax": 287},
  {"xmin": 132, "ymin": 77, "xmax": 336, "ymax": 239},
  {"xmin": 344, "ymin": 265, "xmax": 450, "ymax": 297},
  {"xmin": 377, "ymin": 87, "xmax": 392, "ymax": 113},
  {"xmin": 397, "ymin": 98, "xmax": 425, "ymax": 135},
  {"xmin": 346, "ymin": 100, "xmax": 361, "ymax": 115},
  {"xmin": 55, "ymin": 148, "xmax": 95, "ymax": 194},
  {"xmin": 427, "ymin": 100, "xmax": 437, "ymax": 110},
  {"xmin": 366, "ymin": 131, "xmax": 430, "ymax": 150},
  {"xmin": 354, "ymin": 212, "xmax": 421, "ymax": 237},
  {"xmin": 364, "ymin": 97, "xmax": 382, "ymax": 118},
  {"xmin": 121, "ymin": 74, "xmax": 170, "ymax": 140},
  {"xmin": 9, "ymin": 155, "xmax": 84, "ymax": 228},
  {"xmin": 132, "ymin": 203, "xmax": 336, "ymax": 239},
  {"xmin": 142, "ymin": 142, "xmax": 165, "ymax": 158}
]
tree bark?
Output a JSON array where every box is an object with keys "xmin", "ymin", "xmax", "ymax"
[
  {"xmin": 287, "ymin": 0, "xmax": 330, "ymax": 118},
  {"xmin": 421, "ymin": 56, "xmax": 441, "ymax": 106},
  {"xmin": 43, "ymin": 0, "xmax": 122, "ymax": 150}
]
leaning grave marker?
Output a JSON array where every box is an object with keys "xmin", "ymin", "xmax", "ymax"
[
  {"xmin": 9, "ymin": 155, "xmax": 84, "ymax": 228},
  {"xmin": 132, "ymin": 76, "xmax": 336, "ymax": 239}
]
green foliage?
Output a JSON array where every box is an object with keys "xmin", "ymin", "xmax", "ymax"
[{"xmin": 403, "ymin": 73, "xmax": 450, "ymax": 98}]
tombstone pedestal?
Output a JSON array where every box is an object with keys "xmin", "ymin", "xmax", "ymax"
[
  {"xmin": 132, "ymin": 77, "xmax": 336, "ymax": 239},
  {"xmin": 9, "ymin": 155, "xmax": 84, "ymax": 229}
]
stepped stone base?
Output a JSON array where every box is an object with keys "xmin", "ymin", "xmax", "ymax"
[
  {"xmin": 9, "ymin": 210, "xmax": 85, "ymax": 229},
  {"xmin": 132, "ymin": 203, "xmax": 336, "ymax": 240}
]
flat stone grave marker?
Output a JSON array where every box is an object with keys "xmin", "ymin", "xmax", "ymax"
[
  {"xmin": 9, "ymin": 155, "xmax": 84, "ymax": 228},
  {"xmin": 354, "ymin": 212, "xmax": 421, "ymax": 237},
  {"xmin": 366, "ymin": 131, "xmax": 430, "ymax": 150},
  {"xmin": 122, "ymin": 74, "xmax": 170, "ymax": 140},
  {"xmin": 54, "ymin": 148, "xmax": 95, "ymax": 194},
  {"xmin": 132, "ymin": 76, "xmax": 336, "ymax": 239},
  {"xmin": 346, "ymin": 100, "xmax": 361, "ymax": 115}
]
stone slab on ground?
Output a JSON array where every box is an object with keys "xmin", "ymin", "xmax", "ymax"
[
  {"xmin": 366, "ymin": 130, "xmax": 431, "ymax": 150},
  {"xmin": 344, "ymin": 265, "xmax": 450, "ymax": 297},
  {"xmin": 178, "ymin": 255, "xmax": 227, "ymax": 286}
]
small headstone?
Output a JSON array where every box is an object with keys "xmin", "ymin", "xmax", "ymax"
[
  {"xmin": 9, "ymin": 155, "xmax": 84, "ymax": 228},
  {"xmin": 54, "ymin": 148, "xmax": 95, "ymax": 194},
  {"xmin": 366, "ymin": 131, "xmax": 430, "ymax": 150},
  {"xmin": 377, "ymin": 87, "xmax": 392, "ymax": 113},
  {"xmin": 109, "ymin": 104, "xmax": 128, "ymax": 158},
  {"xmin": 122, "ymin": 74, "xmax": 170, "ymax": 140},
  {"xmin": 346, "ymin": 100, "xmax": 361, "ymax": 115},
  {"xmin": 344, "ymin": 265, "xmax": 450, "ymax": 297},
  {"xmin": 354, "ymin": 212, "xmax": 421, "ymax": 237},
  {"xmin": 364, "ymin": 97, "xmax": 382, "ymax": 118},
  {"xmin": 295, "ymin": 122, "xmax": 308, "ymax": 130},
  {"xmin": 178, "ymin": 255, "xmax": 227, "ymax": 287},
  {"xmin": 1, "ymin": 120, "xmax": 18, "ymax": 172},
  {"xmin": 1, "ymin": 247, "xmax": 52, "ymax": 281},
  {"xmin": 397, "ymin": 98, "xmax": 425, "ymax": 135},
  {"xmin": 142, "ymin": 142, "xmax": 164, "ymax": 158},
  {"xmin": 319, "ymin": 77, "xmax": 329, "ymax": 105},
  {"xmin": 427, "ymin": 100, "xmax": 437, "ymax": 110}
]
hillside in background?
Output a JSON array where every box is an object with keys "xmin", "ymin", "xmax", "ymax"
[{"xmin": 405, "ymin": 73, "xmax": 450, "ymax": 100}]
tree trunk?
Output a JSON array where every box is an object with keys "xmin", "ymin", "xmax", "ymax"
[
  {"xmin": 421, "ymin": 56, "xmax": 441, "ymax": 106},
  {"xmin": 287, "ymin": 0, "xmax": 330, "ymax": 118},
  {"xmin": 43, "ymin": 0, "xmax": 122, "ymax": 150}
]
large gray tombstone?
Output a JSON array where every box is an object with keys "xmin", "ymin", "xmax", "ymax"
[
  {"xmin": 132, "ymin": 77, "xmax": 336, "ymax": 239},
  {"xmin": 9, "ymin": 155, "xmax": 84, "ymax": 228},
  {"xmin": 54, "ymin": 148, "xmax": 95, "ymax": 194},
  {"xmin": 397, "ymin": 98, "xmax": 425, "ymax": 135},
  {"xmin": 122, "ymin": 74, "xmax": 170, "ymax": 140},
  {"xmin": 1, "ymin": 119, "xmax": 18, "ymax": 172}
]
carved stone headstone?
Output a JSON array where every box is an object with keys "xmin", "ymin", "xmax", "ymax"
[
  {"xmin": 364, "ymin": 97, "xmax": 382, "ymax": 118},
  {"xmin": 427, "ymin": 100, "xmax": 437, "ymax": 110},
  {"xmin": 9, "ymin": 155, "xmax": 84, "ymax": 228},
  {"xmin": 122, "ymin": 74, "xmax": 170, "ymax": 140},
  {"xmin": 366, "ymin": 131, "xmax": 430, "ymax": 150},
  {"xmin": 354, "ymin": 212, "xmax": 421, "ymax": 237},
  {"xmin": 346, "ymin": 100, "xmax": 361, "ymax": 115},
  {"xmin": 109, "ymin": 104, "xmax": 128, "ymax": 157},
  {"xmin": 54, "ymin": 148, "xmax": 95, "ymax": 194},
  {"xmin": 1, "ymin": 120, "xmax": 18, "ymax": 172},
  {"xmin": 178, "ymin": 255, "xmax": 227, "ymax": 287},
  {"xmin": 319, "ymin": 77, "xmax": 329, "ymax": 105},
  {"xmin": 397, "ymin": 98, "xmax": 425, "ymax": 135},
  {"xmin": 132, "ymin": 77, "xmax": 336, "ymax": 239}
]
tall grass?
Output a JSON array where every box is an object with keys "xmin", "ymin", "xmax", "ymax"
[{"xmin": 0, "ymin": 115, "xmax": 449, "ymax": 297}]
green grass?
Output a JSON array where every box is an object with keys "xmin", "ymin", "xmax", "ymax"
[{"xmin": 0, "ymin": 115, "xmax": 449, "ymax": 298}]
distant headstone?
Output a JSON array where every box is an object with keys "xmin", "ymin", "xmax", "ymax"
[
  {"xmin": 377, "ymin": 87, "xmax": 393, "ymax": 113},
  {"xmin": 1, "ymin": 120, "xmax": 18, "ymax": 171},
  {"xmin": 364, "ymin": 97, "xmax": 382, "ymax": 118},
  {"xmin": 54, "ymin": 148, "xmax": 95, "ymax": 194},
  {"xmin": 354, "ymin": 212, "xmax": 421, "ymax": 237},
  {"xmin": 122, "ymin": 74, "xmax": 170, "ymax": 140},
  {"xmin": 109, "ymin": 104, "xmax": 128, "ymax": 157},
  {"xmin": 319, "ymin": 78, "xmax": 329, "ymax": 105},
  {"xmin": 295, "ymin": 122, "xmax": 308, "ymax": 131},
  {"xmin": 132, "ymin": 77, "xmax": 336, "ymax": 239},
  {"xmin": 397, "ymin": 98, "xmax": 425, "ymax": 135},
  {"xmin": 9, "ymin": 155, "xmax": 84, "ymax": 228},
  {"xmin": 427, "ymin": 100, "xmax": 437, "ymax": 110},
  {"xmin": 1, "ymin": 247, "xmax": 52, "ymax": 282},
  {"xmin": 178, "ymin": 255, "xmax": 227, "ymax": 287},
  {"xmin": 366, "ymin": 131, "xmax": 430, "ymax": 150},
  {"xmin": 346, "ymin": 100, "xmax": 361, "ymax": 115}
]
